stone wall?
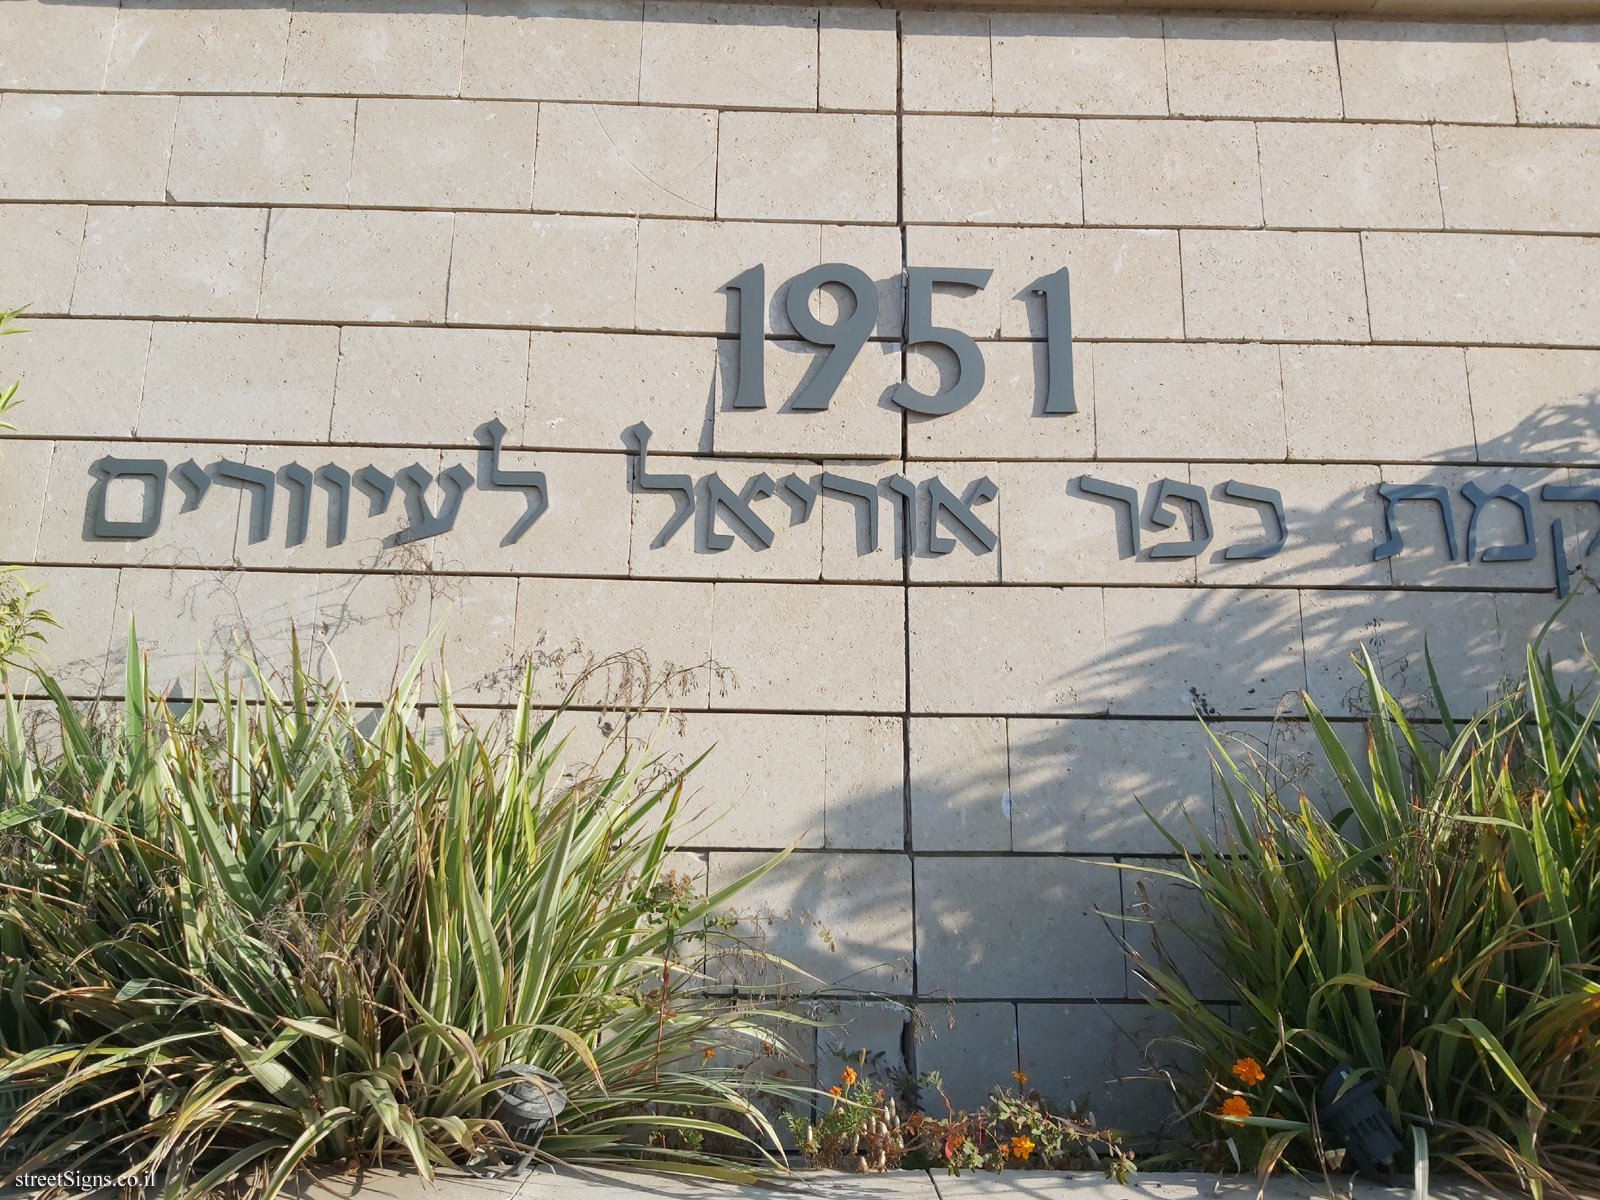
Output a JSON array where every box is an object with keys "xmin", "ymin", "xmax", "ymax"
[{"xmin": 2, "ymin": 0, "xmax": 1599, "ymax": 1126}]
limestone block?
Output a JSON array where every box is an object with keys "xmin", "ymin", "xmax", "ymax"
[
  {"xmin": 261, "ymin": 209, "xmax": 452, "ymax": 324},
  {"xmin": 1093, "ymin": 343, "xmax": 1286, "ymax": 461},
  {"xmin": 1337, "ymin": 22, "xmax": 1517, "ymax": 123},
  {"xmin": 1082, "ymin": 119, "xmax": 1260, "ymax": 228},
  {"xmin": 914, "ymin": 857, "xmax": 1126, "ymax": 998},
  {"xmin": 304, "ymin": 571, "xmax": 436, "ymax": 702},
  {"xmin": 635, "ymin": 219, "xmax": 820, "ymax": 335},
  {"xmin": 990, "ymin": 14, "xmax": 1167, "ymax": 117},
  {"xmin": 9, "ymin": 566, "xmax": 122, "ymax": 697},
  {"xmin": 1496, "ymin": 590, "xmax": 1600, "ymax": 682},
  {"xmin": 0, "ymin": 319, "xmax": 150, "ymax": 438},
  {"xmin": 449, "ymin": 213, "xmax": 637, "ymax": 329},
  {"xmin": 331, "ymin": 327, "xmax": 528, "ymax": 445},
  {"xmin": 711, "ymin": 583, "xmax": 905, "ymax": 712},
  {"xmin": 814, "ymin": 998, "xmax": 910, "ymax": 1086},
  {"xmin": 904, "ymin": 116, "xmax": 1082, "ymax": 226},
  {"xmin": 285, "ymin": 0, "xmax": 466, "ymax": 97},
  {"xmin": 350, "ymin": 99, "xmax": 538, "ymax": 210},
  {"xmin": 1182, "ymin": 230, "xmax": 1369, "ymax": 342},
  {"xmin": 902, "ymin": 12, "xmax": 991, "ymax": 114},
  {"xmin": 527, "ymin": 332, "xmax": 715, "ymax": 453},
  {"xmin": 75, "ymin": 206, "xmax": 265, "ymax": 320},
  {"xmin": 0, "ymin": 94, "xmax": 178, "ymax": 203},
  {"xmin": 1100, "ymin": 587, "xmax": 1307, "ymax": 718},
  {"xmin": 107, "ymin": 0, "xmax": 290, "ymax": 92},
  {"xmin": 712, "ymin": 340, "xmax": 902, "ymax": 460},
  {"xmin": 913, "ymin": 1003, "xmax": 1018, "ymax": 1110},
  {"xmin": 1466, "ymin": 348, "xmax": 1600, "ymax": 464},
  {"xmin": 1363, "ymin": 232, "xmax": 1600, "ymax": 347},
  {"xmin": 1007, "ymin": 717, "xmax": 1218, "ymax": 853},
  {"xmin": 5, "ymin": 205, "xmax": 85, "ymax": 316},
  {"xmin": 1120, "ymin": 859, "xmax": 1230, "ymax": 1003},
  {"xmin": 818, "ymin": 461, "xmax": 907, "ymax": 585},
  {"xmin": 629, "ymin": 455, "xmax": 823, "ymax": 581},
  {"xmin": 1190, "ymin": 463, "xmax": 1390, "ymax": 588},
  {"xmin": 824, "ymin": 715, "xmax": 905, "ymax": 851},
  {"xmin": 533, "ymin": 103, "xmax": 716, "ymax": 217},
  {"xmin": 0, "ymin": 0, "xmax": 117, "ymax": 90},
  {"xmin": 908, "ymin": 586, "xmax": 1109, "ymax": 716},
  {"xmin": 463, "ymin": 0, "xmax": 643, "ymax": 103},
  {"xmin": 640, "ymin": 3, "xmax": 817, "ymax": 110},
  {"xmin": 994, "ymin": 462, "xmax": 1197, "ymax": 585},
  {"xmin": 902, "ymin": 461, "xmax": 1002, "ymax": 585},
  {"xmin": 1165, "ymin": 17, "xmax": 1341, "ymax": 118},
  {"xmin": 909, "ymin": 717, "xmax": 1011, "ymax": 851},
  {"xmin": 1258, "ymin": 122, "xmax": 1443, "ymax": 231},
  {"xmin": 168, "ymin": 97, "xmax": 356, "ymax": 206},
  {"xmin": 425, "ymin": 573, "xmax": 521, "ymax": 703},
  {"xmin": 1282, "ymin": 345, "xmax": 1475, "ymax": 463},
  {"xmin": 515, "ymin": 576, "xmax": 712, "ymax": 708},
  {"xmin": 718, "ymin": 112, "xmax": 896, "ymax": 224},
  {"xmin": 1017, "ymin": 1002, "xmax": 1183, "ymax": 1132},
  {"xmin": 0, "ymin": 439, "xmax": 52, "ymax": 564},
  {"xmin": 709, "ymin": 850, "xmax": 915, "ymax": 993},
  {"xmin": 820, "ymin": 9, "xmax": 897, "ymax": 115},
  {"xmin": 664, "ymin": 711, "xmax": 828, "ymax": 848},
  {"xmin": 140, "ymin": 323, "xmax": 340, "ymax": 443},
  {"xmin": 906, "ymin": 341, "xmax": 1093, "ymax": 462},
  {"xmin": 1506, "ymin": 25, "xmax": 1600, "ymax": 125},
  {"xmin": 1436, "ymin": 126, "xmax": 1600, "ymax": 235}
]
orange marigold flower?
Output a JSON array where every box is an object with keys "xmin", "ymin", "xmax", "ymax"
[
  {"xmin": 840, "ymin": 1067, "xmax": 858, "ymax": 1086},
  {"xmin": 1231, "ymin": 1057, "xmax": 1266, "ymax": 1086},
  {"xmin": 828, "ymin": 1085, "xmax": 843, "ymax": 1097},
  {"xmin": 1011, "ymin": 1070, "xmax": 1029, "ymax": 1087},
  {"xmin": 701, "ymin": 1047, "xmax": 716, "ymax": 1060},
  {"xmin": 1007, "ymin": 1135, "xmax": 1035, "ymax": 1161},
  {"xmin": 1217, "ymin": 1096, "xmax": 1252, "ymax": 1119}
]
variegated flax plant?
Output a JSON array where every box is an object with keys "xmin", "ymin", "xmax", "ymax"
[
  {"xmin": 1124, "ymin": 628, "xmax": 1600, "ymax": 1199},
  {"xmin": 0, "ymin": 626, "xmax": 806, "ymax": 1198}
]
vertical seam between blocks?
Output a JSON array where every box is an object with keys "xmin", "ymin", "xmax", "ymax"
[
  {"xmin": 528, "ymin": 101, "xmax": 541, "ymax": 213},
  {"xmin": 159, "ymin": 96, "xmax": 182, "ymax": 203},
  {"xmin": 1159, "ymin": 18, "xmax": 1172, "ymax": 117},
  {"xmin": 1497, "ymin": 24, "xmax": 1521, "ymax": 125},
  {"xmin": 1427, "ymin": 122, "xmax": 1447, "ymax": 229},
  {"xmin": 130, "ymin": 321, "xmax": 157, "ymax": 439},
  {"xmin": 64, "ymin": 205, "xmax": 91, "ymax": 316},
  {"xmin": 1251, "ymin": 122, "xmax": 1266, "ymax": 228},
  {"xmin": 1332, "ymin": 23, "xmax": 1348, "ymax": 120},
  {"xmin": 1462, "ymin": 346, "xmax": 1482, "ymax": 462},
  {"xmin": 1175, "ymin": 228, "xmax": 1188, "ymax": 340},
  {"xmin": 279, "ymin": 1, "xmax": 296, "ymax": 97},
  {"xmin": 1355, "ymin": 231, "xmax": 1375, "ymax": 343},
  {"xmin": 345, "ymin": 98, "xmax": 362, "ymax": 206},
  {"xmin": 985, "ymin": 15, "xmax": 995, "ymax": 114},
  {"xmin": 454, "ymin": 4, "xmax": 468, "ymax": 99},
  {"xmin": 28, "ymin": 442, "xmax": 57, "ymax": 566},
  {"xmin": 101, "ymin": 0, "xmax": 122, "ymax": 91},
  {"xmin": 443, "ymin": 212, "xmax": 459, "ymax": 324}
]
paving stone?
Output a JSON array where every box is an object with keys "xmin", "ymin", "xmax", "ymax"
[
  {"xmin": 1466, "ymin": 348, "xmax": 1600, "ymax": 465},
  {"xmin": 1181, "ymin": 230, "xmax": 1370, "ymax": 342},
  {"xmin": 1082, "ymin": 119, "xmax": 1261, "ymax": 228},
  {"xmin": 285, "ymin": 0, "xmax": 465, "ymax": 97},
  {"xmin": 0, "ymin": 0, "xmax": 118, "ymax": 90},
  {"xmin": 449, "ymin": 213, "xmax": 637, "ymax": 329},
  {"xmin": 107, "ymin": 0, "xmax": 290, "ymax": 92},
  {"xmin": 1337, "ymin": 21, "xmax": 1517, "ymax": 122},
  {"xmin": 1282, "ymin": 345, "xmax": 1475, "ymax": 463},
  {"xmin": 819, "ymin": 8, "xmax": 898, "ymax": 114},
  {"xmin": 990, "ymin": 13, "xmax": 1167, "ymax": 116},
  {"xmin": 350, "ymin": 99, "xmax": 538, "ymax": 210},
  {"xmin": 1165, "ymin": 17, "xmax": 1342, "ymax": 118},
  {"xmin": 168, "ymin": 97, "xmax": 356, "ymax": 206},
  {"xmin": 1017, "ymin": 1002, "xmax": 1185, "ymax": 1133},
  {"xmin": 1093, "ymin": 343, "xmax": 1286, "ymax": 462},
  {"xmin": 718, "ymin": 112, "xmax": 896, "ymax": 223},
  {"xmin": 902, "ymin": 12, "xmax": 992, "ymax": 114},
  {"xmin": 4, "ymin": 205, "xmax": 86, "ymax": 317},
  {"xmin": 1257, "ymin": 122, "xmax": 1443, "ymax": 230},
  {"xmin": 533, "ymin": 103, "xmax": 717, "ymax": 217},
  {"xmin": 527, "ymin": 332, "xmax": 715, "ymax": 453},
  {"xmin": 1506, "ymin": 24, "xmax": 1600, "ymax": 125},
  {"xmin": 331, "ymin": 326, "xmax": 528, "ymax": 445},
  {"xmin": 906, "ymin": 341, "xmax": 1094, "ymax": 463},
  {"xmin": 904, "ymin": 116, "xmax": 1082, "ymax": 226},
  {"xmin": 814, "ymin": 997, "xmax": 910, "ymax": 1084},
  {"xmin": 909, "ymin": 717, "xmax": 1012, "ymax": 852},
  {"xmin": 713, "ymin": 339, "xmax": 902, "ymax": 460},
  {"xmin": 462, "ymin": 0, "xmax": 643, "ymax": 102},
  {"xmin": 912, "ymin": 1002, "xmax": 1018, "ymax": 1110},
  {"xmin": 74, "ymin": 206, "xmax": 266, "ymax": 319},
  {"xmin": 1436, "ymin": 126, "xmax": 1600, "ymax": 235},
  {"xmin": 640, "ymin": 2, "xmax": 817, "ymax": 109},
  {"xmin": 0, "ymin": 319, "xmax": 150, "ymax": 438},
  {"xmin": 824, "ymin": 715, "xmax": 905, "ymax": 851},
  {"xmin": 0, "ymin": 94, "xmax": 178, "ymax": 203}
]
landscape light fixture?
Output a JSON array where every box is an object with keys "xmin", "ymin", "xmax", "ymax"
[
  {"xmin": 492, "ymin": 1064, "xmax": 568, "ymax": 1148},
  {"xmin": 1317, "ymin": 1063, "xmax": 1403, "ymax": 1179}
]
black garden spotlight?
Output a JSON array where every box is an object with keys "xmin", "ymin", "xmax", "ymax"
[
  {"xmin": 492, "ymin": 1064, "xmax": 569, "ymax": 1149},
  {"xmin": 1317, "ymin": 1063, "xmax": 1403, "ymax": 1179}
]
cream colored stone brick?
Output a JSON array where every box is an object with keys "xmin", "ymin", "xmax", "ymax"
[
  {"xmin": 713, "ymin": 340, "xmax": 902, "ymax": 459},
  {"xmin": 906, "ymin": 341, "xmax": 1094, "ymax": 462},
  {"xmin": 449, "ymin": 213, "xmax": 637, "ymax": 329},
  {"xmin": 1094, "ymin": 343, "xmax": 1285, "ymax": 461},
  {"xmin": 305, "ymin": 571, "xmax": 435, "ymax": 702},
  {"xmin": 515, "ymin": 576, "xmax": 712, "ymax": 707},
  {"xmin": 909, "ymin": 717, "xmax": 1011, "ymax": 851},
  {"xmin": 718, "ymin": 112, "xmax": 895, "ymax": 224},
  {"xmin": 0, "ymin": 439, "xmax": 52, "ymax": 564},
  {"xmin": 668, "ymin": 712, "xmax": 827, "ymax": 848},
  {"xmin": 820, "ymin": 9, "xmax": 897, "ymax": 114},
  {"xmin": 1282, "ymin": 345, "xmax": 1474, "ymax": 463},
  {"xmin": 527, "ymin": 332, "xmax": 714, "ymax": 453},
  {"xmin": 1363, "ymin": 232, "xmax": 1600, "ymax": 346},
  {"xmin": 635, "ymin": 219, "xmax": 818, "ymax": 335},
  {"xmin": 74, "ymin": 207, "xmax": 265, "ymax": 319},
  {"xmin": 1003, "ymin": 228, "xmax": 1184, "ymax": 340},
  {"xmin": 1082, "ymin": 119, "xmax": 1261, "ymax": 228},
  {"xmin": 533, "ymin": 103, "xmax": 716, "ymax": 217},
  {"xmin": 903, "ymin": 461, "xmax": 1002, "ymax": 585},
  {"xmin": 1507, "ymin": 25, "xmax": 1600, "ymax": 125},
  {"xmin": 1008, "ymin": 718, "xmax": 1217, "ymax": 853},
  {"xmin": 463, "ymin": 0, "xmax": 642, "ymax": 102},
  {"xmin": 0, "ymin": 0, "xmax": 117, "ymax": 90},
  {"xmin": 1467, "ymin": 348, "xmax": 1600, "ymax": 464},
  {"xmin": 1436, "ymin": 126, "xmax": 1600, "ymax": 235},
  {"xmin": 1258, "ymin": 122, "xmax": 1443, "ymax": 230},
  {"xmin": 261, "ymin": 209, "xmax": 451, "ymax": 324},
  {"xmin": 1100, "ymin": 587, "xmax": 1306, "ymax": 717},
  {"xmin": 0, "ymin": 319, "xmax": 150, "ymax": 438},
  {"xmin": 814, "ymin": 998, "xmax": 909, "ymax": 1082},
  {"xmin": 349, "ymin": 99, "xmax": 536, "ymax": 210},
  {"xmin": 11, "ymin": 566, "xmax": 121, "ymax": 696},
  {"xmin": 1183, "ymin": 230, "xmax": 1369, "ymax": 342},
  {"xmin": 284, "ymin": 0, "xmax": 465, "ymax": 97},
  {"xmin": 107, "ymin": 0, "xmax": 290, "ymax": 92},
  {"xmin": 914, "ymin": 1003, "xmax": 1018, "ymax": 1109},
  {"xmin": 909, "ymin": 585, "xmax": 1108, "ymax": 715},
  {"xmin": 916, "ymin": 857, "xmax": 1125, "ymax": 998},
  {"xmin": 1189, "ymin": 463, "xmax": 1390, "ymax": 588},
  {"xmin": 331, "ymin": 327, "xmax": 526, "ymax": 445},
  {"xmin": 820, "ymin": 224, "xmax": 906, "ymax": 336},
  {"xmin": 712, "ymin": 582, "xmax": 904, "ymax": 712},
  {"xmin": 902, "ymin": 12, "xmax": 991, "ymax": 114},
  {"xmin": 710, "ymin": 850, "xmax": 914, "ymax": 993},
  {"xmin": 819, "ymin": 462, "xmax": 908, "ymax": 584},
  {"xmin": 824, "ymin": 715, "xmax": 904, "ymax": 850},
  {"xmin": 640, "ymin": 3, "xmax": 817, "ymax": 110},
  {"xmin": 140, "ymin": 324, "xmax": 339, "ymax": 443},
  {"xmin": 168, "ymin": 97, "xmax": 355, "ymax": 206},
  {"xmin": 1337, "ymin": 22, "xmax": 1517, "ymax": 123},
  {"xmin": 1497, "ymin": 591, "xmax": 1600, "ymax": 682},
  {"xmin": 1018, "ymin": 1004, "xmax": 1182, "ymax": 1131},
  {"xmin": 426, "ymin": 574, "xmax": 520, "ymax": 703},
  {"xmin": 5, "ymin": 205, "xmax": 85, "ymax": 317},
  {"xmin": 0, "ymin": 94, "xmax": 177, "ymax": 203},
  {"xmin": 1165, "ymin": 17, "xmax": 1342, "ymax": 118},
  {"xmin": 904, "ymin": 116, "xmax": 1082, "ymax": 226},
  {"xmin": 990, "ymin": 14, "xmax": 1167, "ymax": 117}
]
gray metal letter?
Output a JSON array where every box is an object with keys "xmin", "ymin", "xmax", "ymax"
[
  {"xmin": 477, "ymin": 418, "xmax": 549, "ymax": 546},
  {"xmin": 214, "ymin": 460, "xmax": 276, "ymax": 545},
  {"xmin": 279, "ymin": 464, "xmax": 314, "ymax": 548},
  {"xmin": 784, "ymin": 263, "xmax": 880, "ymax": 412},
  {"xmin": 1148, "ymin": 479, "xmax": 1212, "ymax": 560},
  {"xmin": 779, "ymin": 472, "xmax": 819, "ymax": 524},
  {"xmin": 1075, "ymin": 476, "xmax": 1140, "ymax": 556},
  {"xmin": 1374, "ymin": 483, "xmax": 1459, "ymax": 561},
  {"xmin": 703, "ymin": 472, "xmax": 776, "ymax": 551},
  {"xmin": 355, "ymin": 466, "xmax": 396, "ymax": 517},
  {"xmin": 885, "ymin": 475, "xmax": 917, "ymax": 560},
  {"xmin": 821, "ymin": 472, "xmax": 881, "ymax": 555},
  {"xmin": 624, "ymin": 422, "xmax": 694, "ymax": 549},
  {"xmin": 1541, "ymin": 483, "xmax": 1600, "ymax": 556},
  {"xmin": 1030, "ymin": 268, "xmax": 1076, "ymax": 415},
  {"xmin": 173, "ymin": 459, "xmax": 211, "ymax": 513},
  {"xmin": 1219, "ymin": 480, "xmax": 1286, "ymax": 561},
  {"xmin": 391, "ymin": 463, "xmax": 472, "ymax": 546},
  {"xmin": 891, "ymin": 267, "xmax": 993, "ymax": 417},
  {"xmin": 1461, "ymin": 481, "xmax": 1536, "ymax": 562},
  {"xmin": 88, "ymin": 457, "xmax": 167, "ymax": 540},
  {"xmin": 317, "ymin": 465, "xmax": 352, "ymax": 547},
  {"xmin": 926, "ymin": 476, "xmax": 998, "ymax": 556}
]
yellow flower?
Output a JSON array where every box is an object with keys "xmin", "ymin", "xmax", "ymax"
[
  {"xmin": 1231, "ymin": 1057, "xmax": 1266, "ymax": 1086},
  {"xmin": 1011, "ymin": 1070, "xmax": 1029, "ymax": 1087},
  {"xmin": 840, "ymin": 1066, "xmax": 858, "ymax": 1086},
  {"xmin": 1217, "ymin": 1096, "xmax": 1252, "ymax": 1119},
  {"xmin": 1007, "ymin": 1135, "xmax": 1035, "ymax": 1161}
]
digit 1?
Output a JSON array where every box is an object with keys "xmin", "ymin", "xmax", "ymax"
[
  {"xmin": 726, "ymin": 265, "xmax": 766, "ymax": 409},
  {"xmin": 1031, "ymin": 268, "xmax": 1076, "ymax": 414}
]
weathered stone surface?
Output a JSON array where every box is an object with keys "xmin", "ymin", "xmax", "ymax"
[
  {"xmin": 1083, "ymin": 119, "xmax": 1260, "ymax": 228},
  {"xmin": 1466, "ymin": 348, "xmax": 1600, "ymax": 464},
  {"xmin": 902, "ymin": 12, "xmax": 992, "ymax": 114},
  {"xmin": 0, "ymin": 94, "xmax": 177, "ymax": 203},
  {"xmin": 9, "ymin": 566, "xmax": 122, "ymax": 696},
  {"xmin": 169, "ymin": 97, "xmax": 356, "ymax": 206},
  {"xmin": 0, "ymin": 0, "xmax": 118, "ymax": 90},
  {"xmin": 285, "ymin": 0, "xmax": 466, "ymax": 97},
  {"xmin": 350, "ymin": 99, "xmax": 538, "ymax": 210},
  {"xmin": 904, "ymin": 116, "xmax": 1082, "ymax": 226},
  {"xmin": 331, "ymin": 327, "xmax": 528, "ymax": 444},
  {"xmin": 1017, "ymin": 1002, "xmax": 1182, "ymax": 1132},
  {"xmin": 304, "ymin": 571, "xmax": 438, "ymax": 702},
  {"xmin": 0, "ymin": 439, "xmax": 53, "ymax": 564},
  {"xmin": 527, "ymin": 332, "xmax": 715, "ymax": 453},
  {"xmin": 262, "ymin": 209, "xmax": 452, "ymax": 324},
  {"xmin": 1337, "ymin": 22, "xmax": 1518, "ymax": 122},
  {"xmin": 910, "ymin": 717, "xmax": 1012, "ymax": 851},
  {"xmin": 819, "ymin": 8, "xmax": 898, "ymax": 115},
  {"xmin": 0, "ymin": 319, "xmax": 150, "ymax": 438},
  {"xmin": 450, "ymin": 214, "xmax": 637, "ymax": 328},
  {"xmin": 990, "ymin": 14, "xmax": 1167, "ymax": 117},
  {"xmin": 1258, "ymin": 122, "xmax": 1443, "ymax": 230},
  {"xmin": 824, "ymin": 715, "xmax": 905, "ymax": 850},
  {"xmin": 906, "ymin": 342, "xmax": 1094, "ymax": 462},
  {"xmin": 5, "ymin": 205, "xmax": 85, "ymax": 316},
  {"xmin": 914, "ymin": 1002, "xmax": 1018, "ymax": 1110},
  {"xmin": 1281, "ymin": 345, "xmax": 1475, "ymax": 462},
  {"xmin": 429, "ymin": 574, "xmax": 521, "ymax": 703},
  {"xmin": 463, "ymin": 0, "xmax": 643, "ymax": 103},
  {"xmin": 1181, "ymin": 230, "xmax": 1370, "ymax": 342},
  {"xmin": 1166, "ymin": 17, "xmax": 1342, "ymax": 118},
  {"xmin": 640, "ymin": 3, "xmax": 817, "ymax": 110},
  {"xmin": 74, "ymin": 207, "xmax": 266, "ymax": 319},
  {"xmin": 1094, "ymin": 343, "xmax": 1285, "ymax": 461},
  {"xmin": 634, "ymin": 219, "xmax": 822, "ymax": 335},
  {"xmin": 107, "ymin": 0, "xmax": 290, "ymax": 92},
  {"xmin": 1506, "ymin": 24, "xmax": 1600, "ymax": 125},
  {"xmin": 1436, "ymin": 126, "xmax": 1600, "ymax": 234},
  {"xmin": 718, "ymin": 112, "xmax": 896, "ymax": 223},
  {"xmin": 533, "ymin": 104, "xmax": 717, "ymax": 217}
]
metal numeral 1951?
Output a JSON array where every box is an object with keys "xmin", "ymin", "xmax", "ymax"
[{"xmin": 724, "ymin": 264, "xmax": 1076, "ymax": 418}]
